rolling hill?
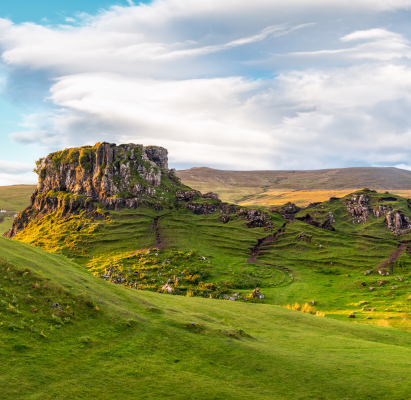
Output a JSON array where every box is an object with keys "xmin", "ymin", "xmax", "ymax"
[{"xmin": 176, "ymin": 166, "xmax": 411, "ymax": 204}]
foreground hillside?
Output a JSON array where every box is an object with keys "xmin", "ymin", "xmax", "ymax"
[
  {"xmin": 2, "ymin": 237, "xmax": 411, "ymax": 399},
  {"xmin": 177, "ymin": 166, "xmax": 411, "ymax": 204}
]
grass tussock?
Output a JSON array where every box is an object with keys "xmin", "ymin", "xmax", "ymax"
[{"xmin": 285, "ymin": 302, "xmax": 325, "ymax": 317}]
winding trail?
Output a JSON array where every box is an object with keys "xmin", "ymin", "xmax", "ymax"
[
  {"xmin": 377, "ymin": 241, "xmax": 411, "ymax": 272},
  {"xmin": 247, "ymin": 222, "xmax": 293, "ymax": 287},
  {"xmin": 247, "ymin": 223, "xmax": 287, "ymax": 264},
  {"xmin": 153, "ymin": 214, "xmax": 170, "ymax": 249}
]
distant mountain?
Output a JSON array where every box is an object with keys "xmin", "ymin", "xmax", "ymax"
[{"xmin": 176, "ymin": 167, "xmax": 411, "ymax": 204}]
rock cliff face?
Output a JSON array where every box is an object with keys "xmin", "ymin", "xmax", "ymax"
[
  {"xmin": 386, "ymin": 211, "xmax": 411, "ymax": 234},
  {"xmin": 35, "ymin": 142, "xmax": 168, "ymax": 201},
  {"xmin": 5, "ymin": 143, "xmax": 175, "ymax": 238}
]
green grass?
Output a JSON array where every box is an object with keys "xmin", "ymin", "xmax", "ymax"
[{"xmin": 3, "ymin": 237, "xmax": 411, "ymax": 399}]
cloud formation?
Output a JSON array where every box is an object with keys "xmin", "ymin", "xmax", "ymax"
[
  {"xmin": 1, "ymin": 0, "xmax": 411, "ymax": 182},
  {"xmin": 0, "ymin": 160, "xmax": 36, "ymax": 185}
]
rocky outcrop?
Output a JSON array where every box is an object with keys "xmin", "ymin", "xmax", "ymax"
[
  {"xmin": 184, "ymin": 203, "xmax": 219, "ymax": 215},
  {"xmin": 345, "ymin": 194, "xmax": 370, "ymax": 224},
  {"xmin": 386, "ymin": 211, "xmax": 411, "ymax": 234},
  {"xmin": 176, "ymin": 190, "xmax": 219, "ymax": 202},
  {"xmin": 5, "ymin": 142, "xmax": 175, "ymax": 238},
  {"xmin": 270, "ymin": 202, "xmax": 301, "ymax": 221},
  {"xmin": 176, "ymin": 189, "xmax": 222, "ymax": 215},
  {"xmin": 5, "ymin": 141, "xmax": 275, "ymax": 238},
  {"xmin": 373, "ymin": 205, "xmax": 388, "ymax": 218},
  {"xmin": 176, "ymin": 192, "xmax": 272, "ymax": 228},
  {"xmin": 296, "ymin": 213, "xmax": 335, "ymax": 231},
  {"xmin": 35, "ymin": 143, "xmax": 168, "ymax": 200},
  {"xmin": 237, "ymin": 209, "xmax": 272, "ymax": 228}
]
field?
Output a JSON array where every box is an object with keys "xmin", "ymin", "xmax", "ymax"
[
  {"xmin": 238, "ymin": 188, "xmax": 411, "ymax": 207},
  {"xmin": 2, "ymin": 237, "xmax": 411, "ymax": 399},
  {"xmin": 0, "ymin": 185, "xmax": 35, "ymax": 235},
  {"xmin": 177, "ymin": 166, "xmax": 411, "ymax": 204}
]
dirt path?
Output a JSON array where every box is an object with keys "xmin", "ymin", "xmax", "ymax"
[
  {"xmin": 377, "ymin": 241, "xmax": 411, "ymax": 271},
  {"xmin": 247, "ymin": 222, "xmax": 287, "ymax": 263},
  {"xmin": 153, "ymin": 215, "xmax": 167, "ymax": 249}
]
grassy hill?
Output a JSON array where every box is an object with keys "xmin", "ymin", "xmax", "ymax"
[
  {"xmin": 0, "ymin": 185, "xmax": 35, "ymax": 235},
  {"xmin": 2, "ymin": 236, "xmax": 411, "ymax": 399},
  {"xmin": 7, "ymin": 187, "xmax": 411, "ymax": 333},
  {"xmin": 177, "ymin": 167, "xmax": 411, "ymax": 204}
]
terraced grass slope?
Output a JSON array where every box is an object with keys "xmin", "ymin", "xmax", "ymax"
[
  {"xmin": 3, "ymin": 237, "xmax": 411, "ymax": 399},
  {"xmin": 8, "ymin": 187, "xmax": 411, "ymax": 333},
  {"xmin": 177, "ymin": 166, "xmax": 411, "ymax": 204}
]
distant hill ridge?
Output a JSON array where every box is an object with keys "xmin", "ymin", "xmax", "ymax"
[{"xmin": 176, "ymin": 166, "xmax": 411, "ymax": 190}]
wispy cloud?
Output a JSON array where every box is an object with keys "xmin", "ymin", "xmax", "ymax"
[{"xmin": 281, "ymin": 29, "xmax": 411, "ymax": 60}]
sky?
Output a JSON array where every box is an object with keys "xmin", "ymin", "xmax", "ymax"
[{"xmin": 2, "ymin": 1, "xmax": 411, "ymax": 185}]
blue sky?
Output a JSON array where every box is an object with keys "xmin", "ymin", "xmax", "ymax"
[
  {"xmin": 1, "ymin": 0, "xmax": 142, "ymax": 24},
  {"xmin": 2, "ymin": 0, "xmax": 411, "ymax": 184}
]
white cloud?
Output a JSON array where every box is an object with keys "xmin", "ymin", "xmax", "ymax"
[
  {"xmin": 0, "ymin": 159, "xmax": 37, "ymax": 187},
  {"xmin": 0, "ymin": 159, "xmax": 33, "ymax": 174},
  {"xmin": 9, "ymin": 62, "xmax": 410, "ymax": 170},
  {"xmin": 283, "ymin": 29, "xmax": 411, "ymax": 61},
  {"xmin": 341, "ymin": 29, "xmax": 406, "ymax": 42}
]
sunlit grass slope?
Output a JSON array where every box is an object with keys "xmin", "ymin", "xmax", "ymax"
[{"xmin": 3, "ymin": 237, "xmax": 411, "ymax": 399}]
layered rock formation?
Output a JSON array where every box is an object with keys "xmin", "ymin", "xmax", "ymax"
[
  {"xmin": 5, "ymin": 143, "xmax": 175, "ymax": 238},
  {"xmin": 345, "ymin": 194, "xmax": 370, "ymax": 224},
  {"xmin": 386, "ymin": 211, "xmax": 411, "ymax": 235},
  {"xmin": 34, "ymin": 142, "xmax": 168, "ymax": 201}
]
